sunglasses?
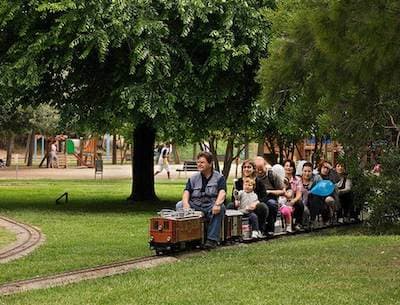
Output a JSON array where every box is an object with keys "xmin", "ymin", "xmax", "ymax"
[{"xmin": 243, "ymin": 166, "xmax": 253, "ymax": 169}]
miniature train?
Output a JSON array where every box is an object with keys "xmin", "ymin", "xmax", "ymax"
[
  {"xmin": 149, "ymin": 208, "xmax": 363, "ymax": 255},
  {"xmin": 149, "ymin": 209, "xmax": 247, "ymax": 255}
]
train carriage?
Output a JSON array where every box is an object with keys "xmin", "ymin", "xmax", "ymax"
[{"xmin": 149, "ymin": 210, "xmax": 204, "ymax": 254}]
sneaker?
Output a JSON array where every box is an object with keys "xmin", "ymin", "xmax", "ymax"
[
  {"xmin": 251, "ymin": 230, "xmax": 259, "ymax": 239},
  {"xmin": 257, "ymin": 231, "xmax": 266, "ymax": 239},
  {"xmin": 286, "ymin": 225, "xmax": 293, "ymax": 233},
  {"xmin": 266, "ymin": 231, "xmax": 275, "ymax": 237},
  {"xmin": 294, "ymin": 224, "xmax": 301, "ymax": 231},
  {"xmin": 204, "ymin": 239, "xmax": 218, "ymax": 250}
]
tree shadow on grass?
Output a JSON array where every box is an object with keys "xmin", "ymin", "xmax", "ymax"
[
  {"xmin": 0, "ymin": 179, "xmax": 181, "ymax": 215},
  {"xmin": 313, "ymin": 223, "xmax": 400, "ymax": 237},
  {"xmin": 0, "ymin": 197, "xmax": 177, "ymax": 215}
]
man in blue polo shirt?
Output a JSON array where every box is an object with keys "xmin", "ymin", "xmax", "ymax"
[{"xmin": 176, "ymin": 151, "xmax": 226, "ymax": 249}]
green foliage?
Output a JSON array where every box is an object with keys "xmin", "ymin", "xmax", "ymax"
[
  {"xmin": 258, "ymin": 0, "xmax": 400, "ymax": 222},
  {"xmin": 367, "ymin": 147, "xmax": 400, "ymax": 225},
  {"xmin": 259, "ymin": 0, "xmax": 400, "ymax": 151},
  {"xmin": 0, "ymin": 0, "xmax": 274, "ymax": 136}
]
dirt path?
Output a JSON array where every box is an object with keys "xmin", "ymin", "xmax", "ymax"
[
  {"xmin": 0, "ymin": 216, "xmax": 45, "ymax": 264},
  {"xmin": 0, "ymin": 163, "xmax": 241, "ymax": 180}
]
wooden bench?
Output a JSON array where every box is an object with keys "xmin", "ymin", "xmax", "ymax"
[{"xmin": 176, "ymin": 160, "xmax": 198, "ymax": 177}]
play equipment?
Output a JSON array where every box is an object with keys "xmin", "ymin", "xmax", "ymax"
[
  {"xmin": 38, "ymin": 136, "xmax": 99, "ymax": 168},
  {"xmin": 65, "ymin": 138, "xmax": 99, "ymax": 168},
  {"xmin": 38, "ymin": 135, "xmax": 67, "ymax": 168}
]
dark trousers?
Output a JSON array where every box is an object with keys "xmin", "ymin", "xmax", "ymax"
[
  {"xmin": 227, "ymin": 202, "xmax": 268, "ymax": 233},
  {"xmin": 338, "ymin": 193, "xmax": 354, "ymax": 219},
  {"xmin": 308, "ymin": 194, "xmax": 330, "ymax": 222},
  {"xmin": 265, "ymin": 199, "xmax": 278, "ymax": 233},
  {"xmin": 246, "ymin": 212, "xmax": 259, "ymax": 231},
  {"xmin": 293, "ymin": 201, "xmax": 305, "ymax": 225}
]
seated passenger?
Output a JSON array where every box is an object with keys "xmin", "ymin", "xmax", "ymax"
[
  {"xmin": 335, "ymin": 162, "xmax": 354, "ymax": 222},
  {"xmin": 230, "ymin": 159, "xmax": 269, "ymax": 235},
  {"xmin": 301, "ymin": 162, "xmax": 321, "ymax": 227},
  {"xmin": 234, "ymin": 177, "xmax": 264, "ymax": 239},
  {"xmin": 307, "ymin": 160, "xmax": 339, "ymax": 225},
  {"xmin": 283, "ymin": 160, "xmax": 304, "ymax": 230},
  {"xmin": 176, "ymin": 151, "xmax": 226, "ymax": 249},
  {"xmin": 278, "ymin": 178, "xmax": 294, "ymax": 233},
  {"xmin": 255, "ymin": 157, "xmax": 285, "ymax": 235}
]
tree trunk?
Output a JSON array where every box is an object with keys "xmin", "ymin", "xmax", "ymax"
[
  {"xmin": 112, "ymin": 134, "xmax": 117, "ymax": 165},
  {"xmin": 257, "ymin": 138, "xmax": 264, "ymax": 156},
  {"xmin": 192, "ymin": 143, "xmax": 197, "ymax": 160},
  {"xmin": 265, "ymin": 136, "xmax": 278, "ymax": 164},
  {"xmin": 172, "ymin": 143, "xmax": 180, "ymax": 164},
  {"xmin": 222, "ymin": 138, "xmax": 234, "ymax": 179},
  {"xmin": 244, "ymin": 142, "xmax": 249, "ymax": 160},
  {"xmin": 6, "ymin": 133, "xmax": 14, "ymax": 167},
  {"xmin": 208, "ymin": 136, "xmax": 220, "ymax": 172},
  {"xmin": 295, "ymin": 142, "xmax": 304, "ymax": 160},
  {"xmin": 27, "ymin": 130, "xmax": 35, "ymax": 166},
  {"xmin": 128, "ymin": 121, "xmax": 158, "ymax": 202}
]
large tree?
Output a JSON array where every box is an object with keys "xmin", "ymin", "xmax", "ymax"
[{"xmin": 1, "ymin": 0, "xmax": 273, "ymax": 201}]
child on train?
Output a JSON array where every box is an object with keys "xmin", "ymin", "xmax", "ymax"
[
  {"xmin": 278, "ymin": 178, "xmax": 294, "ymax": 233},
  {"xmin": 234, "ymin": 177, "xmax": 262, "ymax": 239}
]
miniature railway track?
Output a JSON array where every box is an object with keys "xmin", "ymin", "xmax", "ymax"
[
  {"xmin": 0, "ymin": 255, "xmax": 178, "ymax": 296},
  {"xmin": 0, "ymin": 221, "xmax": 361, "ymax": 296},
  {"xmin": 0, "ymin": 216, "xmax": 44, "ymax": 264}
]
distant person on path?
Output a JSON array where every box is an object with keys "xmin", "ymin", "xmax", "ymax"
[
  {"xmin": 176, "ymin": 151, "xmax": 226, "ymax": 249},
  {"xmin": 49, "ymin": 140, "xmax": 58, "ymax": 168},
  {"xmin": 154, "ymin": 143, "xmax": 171, "ymax": 179}
]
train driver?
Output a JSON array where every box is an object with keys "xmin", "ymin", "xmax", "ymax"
[{"xmin": 176, "ymin": 151, "xmax": 226, "ymax": 249}]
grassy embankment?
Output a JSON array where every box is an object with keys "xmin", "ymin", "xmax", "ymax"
[
  {"xmin": 1, "ymin": 226, "xmax": 399, "ymax": 305},
  {"xmin": 0, "ymin": 179, "xmax": 187, "ymax": 284}
]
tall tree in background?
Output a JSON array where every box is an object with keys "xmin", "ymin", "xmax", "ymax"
[
  {"xmin": 0, "ymin": 0, "xmax": 274, "ymax": 201},
  {"xmin": 258, "ymin": 0, "xmax": 400, "ymax": 158}
]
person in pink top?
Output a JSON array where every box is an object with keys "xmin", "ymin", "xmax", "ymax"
[
  {"xmin": 278, "ymin": 178, "xmax": 294, "ymax": 232},
  {"xmin": 283, "ymin": 160, "xmax": 304, "ymax": 230}
]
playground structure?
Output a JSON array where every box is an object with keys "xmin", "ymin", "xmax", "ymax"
[
  {"xmin": 66, "ymin": 138, "xmax": 99, "ymax": 168},
  {"xmin": 38, "ymin": 136, "xmax": 99, "ymax": 168}
]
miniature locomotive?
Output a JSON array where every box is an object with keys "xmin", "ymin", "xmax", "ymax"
[{"xmin": 149, "ymin": 209, "xmax": 244, "ymax": 255}]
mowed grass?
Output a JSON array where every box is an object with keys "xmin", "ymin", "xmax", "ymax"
[
  {"xmin": 0, "ymin": 227, "xmax": 15, "ymax": 248},
  {"xmin": 1, "ymin": 227, "xmax": 399, "ymax": 305},
  {"xmin": 0, "ymin": 179, "xmax": 187, "ymax": 284}
]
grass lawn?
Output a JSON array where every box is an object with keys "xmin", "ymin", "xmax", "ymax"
[
  {"xmin": 0, "ymin": 227, "xmax": 15, "ymax": 248},
  {"xmin": 1, "ymin": 227, "xmax": 399, "ymax": 305},
  {"xmin": 0, "ymin": 179, "xmax": 189, "ymax": 284}
]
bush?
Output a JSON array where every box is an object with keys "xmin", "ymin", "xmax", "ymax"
[{"xmin": 366, "ymin": 146, "xmax": 400, "ymax": 225}]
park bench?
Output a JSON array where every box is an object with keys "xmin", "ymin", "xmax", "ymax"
[{"xmin": 176, "ymin": 160, "xmax": 198, "ymax": 177}]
